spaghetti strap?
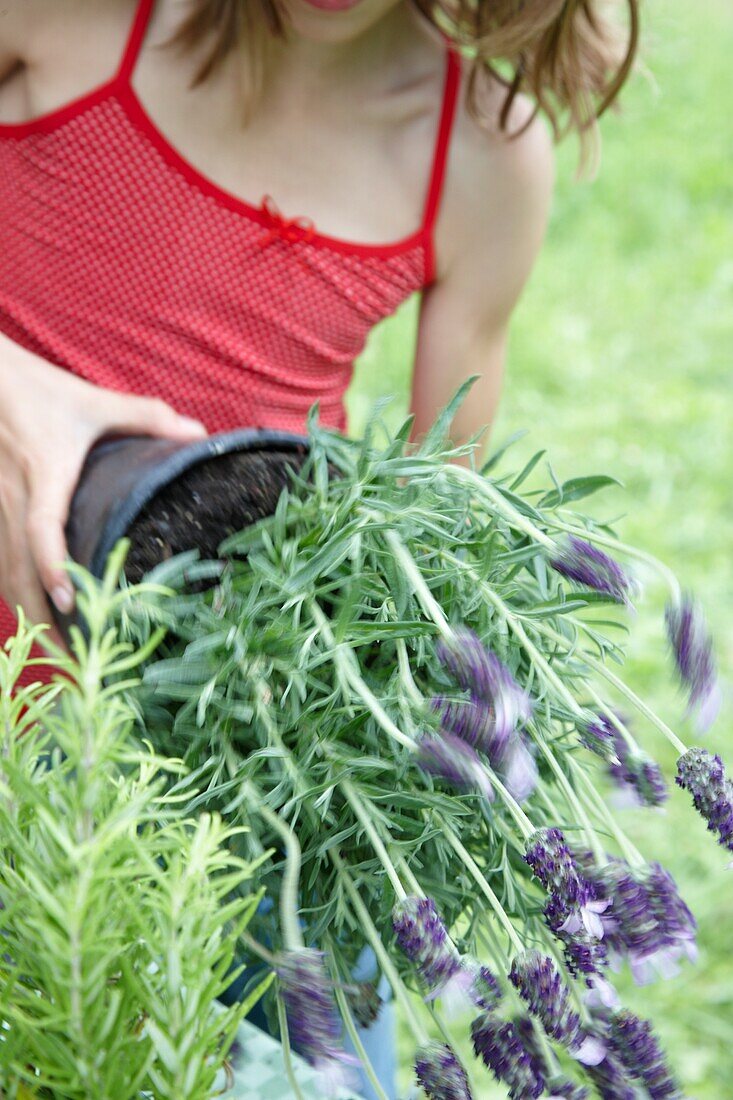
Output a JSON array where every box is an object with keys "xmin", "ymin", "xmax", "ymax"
[
  {"xmin": 421, "ymin": 49, "xmax": 461, "ymax": 234},
  {"xmin": 117, "ymin": 0, "xmax": 157, "ymax": 84}
]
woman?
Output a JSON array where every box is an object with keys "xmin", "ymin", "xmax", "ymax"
[{"xmin": 0, "ymin": 1, "xmax": 637, "ymax": 1094}]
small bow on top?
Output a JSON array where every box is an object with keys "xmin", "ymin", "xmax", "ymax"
[{"xmin": 257, "ymin": 194, "xmax": 316, "ymax": 247}]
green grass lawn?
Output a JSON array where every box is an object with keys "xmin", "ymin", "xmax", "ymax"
[{"xmin": 347, "ymin": 0, "xmax": 733, "ymax": 1094}]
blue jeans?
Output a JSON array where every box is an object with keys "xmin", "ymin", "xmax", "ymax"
[{"xmin": 221, "ymin": 943, "xmax": 396, "ymax": 1100}]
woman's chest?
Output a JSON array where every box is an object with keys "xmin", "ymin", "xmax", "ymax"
[{"xmin": 0, "ymin": 13, "xmax": 447, "ymax": 250}]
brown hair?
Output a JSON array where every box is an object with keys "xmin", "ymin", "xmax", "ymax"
[{"xmin": 172, "ymin": 0, "xmax": 639, "ymax": 143}]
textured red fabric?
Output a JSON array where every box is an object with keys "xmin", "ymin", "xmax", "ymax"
[{"xmin": 0, "ymin": 0, "xmax": 460, "ymax": 677}]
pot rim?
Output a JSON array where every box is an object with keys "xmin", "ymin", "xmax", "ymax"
[{"xmin": 87, "ymin": 427, "xmax": 310, "ymax": 580}]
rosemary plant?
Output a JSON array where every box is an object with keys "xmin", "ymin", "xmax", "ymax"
[
  {"xmin": 0, "ymin": 546, "xmax": 272, "ymax": 1100},
  {"xmin": 112, "ymin": 383, "xmax": 725, "ymax": 1099}
]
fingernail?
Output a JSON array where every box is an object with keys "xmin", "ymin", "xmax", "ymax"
[{"xmin": 51, "ymin": 585, "xmax": 74, "ymax": 615}]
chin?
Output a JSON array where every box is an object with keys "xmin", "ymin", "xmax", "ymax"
[{"xmin": 283, "ymin": 0, "xmax": 404, "ymax": 42}]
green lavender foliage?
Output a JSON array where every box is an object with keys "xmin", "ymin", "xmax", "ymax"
[
  {"xmin": 0, "ymin": 547, "xmax": 273, "ymax": 1100},
  {"xmin": 123, "ymin": 386, "xmax": 691, "ymax": 996}
]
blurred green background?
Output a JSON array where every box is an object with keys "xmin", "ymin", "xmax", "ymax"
[{"xmin": 347, "ymin": 0, "xmax": 733, "ymax": 1095}]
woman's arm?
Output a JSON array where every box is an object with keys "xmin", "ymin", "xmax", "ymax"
[
  {"xmin": 411, "ymin": 107, "xmax": 554, "ymax": 448},
  {"xmin": 0, "ymin": 333, "xmax": 206, "ymax": 632}
]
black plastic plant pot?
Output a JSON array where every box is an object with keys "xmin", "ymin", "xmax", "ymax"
[{"xmin": 55, "ymin": 428, "xmax": 310, "ymax": 641}]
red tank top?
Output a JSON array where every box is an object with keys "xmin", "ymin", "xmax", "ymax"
[{"xmin": 0, "ymin": 0, "xmax": 460, "ymax": 669}]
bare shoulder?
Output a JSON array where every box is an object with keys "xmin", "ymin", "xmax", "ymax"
[{"xmin": 436, "ymin": 71, "xmax": 555, "ymax": 284}]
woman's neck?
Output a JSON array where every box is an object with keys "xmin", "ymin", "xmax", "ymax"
[{"xmin": 261, "ymin": 3, "xmax": 436, "ymax": 99}]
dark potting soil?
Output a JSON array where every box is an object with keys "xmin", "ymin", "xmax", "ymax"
[{"xmin": 124, "ymin": 448, "xmax": 308, "ymax": 583}]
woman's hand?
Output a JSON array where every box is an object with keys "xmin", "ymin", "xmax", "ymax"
[{"xmin": 0, "ymin": 340, "xmax": 206, "ymax": 632}]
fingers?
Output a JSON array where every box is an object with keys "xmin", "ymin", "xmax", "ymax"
[
  {"xmin": 25, "ymin": 451, "xmax": 79, "ymax": 616},
  {"xmin": 101, "ymin": 393, "xmax": 207, "ymax": 442},
  {"xmin": 1, "ymin": 513, "xmax": 60, "ymax": 632},
  {"xmin": 25, "ymin": 466, "xmax": 76, "ymax": 615}
]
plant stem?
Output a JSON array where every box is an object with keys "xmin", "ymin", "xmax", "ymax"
[
  {"xmin": 276, "ymin": 993, "xmax": 307, "ymax": 1100},
  {"xmin": 395, "ymin": 856, "xmax": 423, "ymax": 896},
  {"xmin": 396, "ymin": 636, "xmax": 425, "ymax": 709},
  {"xmin": 434, "ymin": 814, "xmax": 525, "ymax": 954},
  {"xmin": 330, "ymin": 850, "xmax": 430, "ymax": 1047},
  {"xmin": 585, "ymin": 682, "xmax": 640, "ymax": 756},
  {"xmin": 240, "ymin": 929, "xmax": 278, "ymax": 967},
  {"xmin": 341, "ymin": 780, "xmax": 407, "ymax": 900},
  {"xmin": 477, "ymin": 580, "xmax": 586, "ymax": 718},
  {"xmin": 382, "ymin": 529, "xmax": 452, "ymax": 638},
  {"xmin": 331, "ymin": 966, "xmax": 390, "ymax": 1100},
  {"xmin": 536, "ymin": 621, "xmax": 688, "ymax": 755},
  {"xmin": 446, "ymin": 464, "xmax": 556, "ymax": 550},
  {"xmin": 257, "ymin": 803, "xmax": 305, "ymax": 952},
  {"xmin": 573, "ymin": 770, "xmax": 645, "ymax": 867},
  {"xmin": 532, "ymin": 733, "xmax": 606, "ymax": 862},
  {"xmin": 483, "ymin": 772, "xmax": 535, "ymax": 839},
  {"xmin": 310, "ymin": 601, "xmax": 417, "ymax": 751}
]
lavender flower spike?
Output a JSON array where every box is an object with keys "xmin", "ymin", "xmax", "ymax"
[
  {"xmin": 510, "ymin": 951, "xmax": 581, "ymax": 1045},
  {"xmin": 469, "ymin": 963, "xmax": 502, "ymax": 1011},
  {"xmin": 437, "ymin": 628, "xmax": 531, "ymax": 745},
  {"xmin": 416, "ymin": 732, "xmax": 494, "ymax": 800},
  {"xmin": 392, "ymin": 896, "xmax": 472, "ymax": 1009},
  {"xmin": 471, "ymin": 1013, "xmax": 545, "ymax": 1099},
  {"xmin": 551, "ymin": 536, "xmax": 633, "ymax": 605},
  {"xmin": 666, "ymin": 596, "xmax": 720, "ymax": 731},
  {"xmin": 277, "ymin": 949, "xmax": 357, "ymax": 1095},
  {"xmin": 676, "ymin": 747, "xmax": 733, "ymax": 852},
  {"xmin": 525, "ymin": 828, "xmax": 610, "ymax": 939},
  {"xmin": 582, "ymin": 858, "xmax": 697, "ymax": 985},
  {"xmin": 610, "ymin": 1011, "xmax": 681, "ymax": 1099},
  {"xmin": 415, "ymin": 1042, "xmax": 473, "ymax": 1100},
  {"xmin": 583, "ymin": 713, "xmax": 668, "ymax": 808},
  {"xmin": 509, "ymin": 951, "xmax": 605, "ymax": 1065},
  {"xmin": 525, "ymin": 829, "xmax": 610, "ymax": 976}
]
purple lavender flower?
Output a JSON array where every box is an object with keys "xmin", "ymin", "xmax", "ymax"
[
  {"xmin": 677, "ymin": 747, "xmax": 733, "ymax": 852},
  {"xmin": 277, "ymin": 949, "xmax": 357, "ymax": 1093},
  {"xmin": 431, "ymin": 693, "xmax": 500, "ymax": 755},
  {"xmin": 580, "ymin": 714, "xmax": 618, "ymax": 757},
  {"xmin": 525, "ymin": 829, "xmax": 610, "ymax": 977},
  {"xmin": 392, "ymin": 896, "xmax": 471, "ymax": 1007},
  {"xmin": 416, "ymin": 732, "xmax": 493, "ymax": 799},
  {"xmin": 584, "ymin": 1053, "xmax": 637, "ymax": 1100},
  {"xmin": 525, "ymin": 828, "xmax": 588, "ymax": 900},
  {"xmin": 436, "ymin": 629, "xmax": 531, "ymax": 746},
  {"xmin": 433, "ymin": 629, "xmax": 537, "ymax": 801},
  {"xmin": 582, "ymin": 714, "xmax": 668, "ymax": 808},
  {"xmin": 471, "ymin": 1013, "xmax": 545, "ymax": 1099},
  {"xmin": 468, "ymin": 963, "xmax": 502, "ymax": 1011},
  {"xmin": 546, "ymin": 1082, "xmax": 592, "ymax": 1100},
  {"xmin": 509, "ymin": 951, "xmax": 581, "ymax": 1045},
  {"xmin": 415, "ymin": 1042, "xmax": 473, "ymax": 1100},
  {"xmin": 551, "ymin": 536, "xmax": 633, "ymax": 604},
  {"xmin": 610, "ymin": 1011, "xmax": 681, "ymax": 1099},
  {"xmin": 666, "ymin": 597, "xmax": 720, "ymax": 731},
  {"xmin": 611, "ymin": 752, "xmax": 668, "ymax": 809},
  {"xmin": 509, "ymin": 951, "xmax": 606, "ymax": 1065},
  {"xmin": 525, "ymin": 829, "xmax": 611, "ymax": 937},
  {"xmin": 582, "ymin": 858, "xmax": 697, "ymax": 984}
]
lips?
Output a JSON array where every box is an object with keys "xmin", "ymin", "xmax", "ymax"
[{"xmin": 299, "ymin": 0, "xmax": 364, "ymax": 11}]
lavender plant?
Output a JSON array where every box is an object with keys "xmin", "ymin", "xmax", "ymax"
[
  {"xmin": 0, "ymin": 547, "xmax": 272, "ymax": 1100},
  {"xmin": 113, "ymin": 383, "xmax": 724, "ymax": 1098}
]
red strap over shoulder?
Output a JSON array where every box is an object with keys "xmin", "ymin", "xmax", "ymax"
[
  {"xmin": 421, "ymin": 50, "xmax": 461, "ymax": 234},
  {"xmin": 117, "ymin": 0, "xmax": 157, "ymax": 84}
]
